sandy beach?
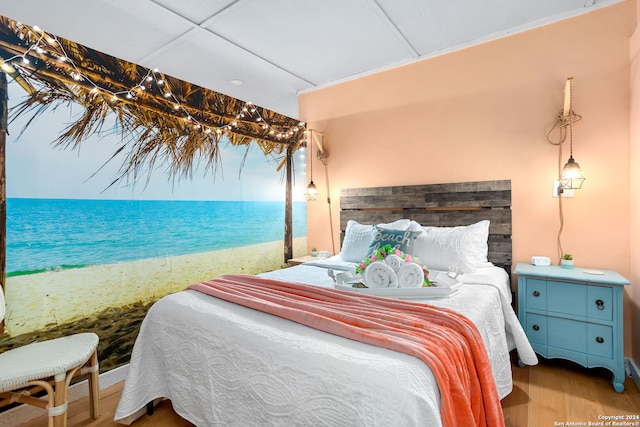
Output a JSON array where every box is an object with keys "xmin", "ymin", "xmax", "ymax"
[
  {"xmin": 0, "ymin": 237, "xmax": 307, "ymax": 372},
  {"xmin": 3, "ymin": 237, "xmax": 307, "ymax": 337}
]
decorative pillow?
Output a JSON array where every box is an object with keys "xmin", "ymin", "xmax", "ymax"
[
  {"xmin": 339, "ymin": 219, "xmax": 416, "ymax": 262},
  {"xmin": 412, "ymin": 220, "xmax": 490, "ymax": 273},
  {"xmin": 365, "ymin": 226, "xmax": 420, "ymax": 255},
  {"xmin": 339, "ymin": 220, "xmax": 374, "ymax": 262}
]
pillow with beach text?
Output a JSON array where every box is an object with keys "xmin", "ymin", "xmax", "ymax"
[
  {"xmin": 340, "ymin": 219, "xmax": 419, "ymax": 262},
  {"xmin": 365, "ymin": 226, "xmax": 420, "ymax": 255}
]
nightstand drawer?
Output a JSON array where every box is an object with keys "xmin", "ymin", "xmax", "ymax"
[
  {"xmin": 587, "ymin": 286, "xmax": 613, "ymax": 322},
  {"xmin": 548, "ymin": 316, "xmax": 587, "ymax": 353},
  {"xmin": 525, "ymin": 313, "xmax": 547, "ymax": 345},
  {"xmin": 525, "ymin": 279, "xmax": 546, "ymax": 310},
  {"xmin": 547, "ymin": 281, "xmax": 586, "ymax": 317},
  {"xmin": 588, "ymin": 323, "xmax": 613, "ymax": 359}
]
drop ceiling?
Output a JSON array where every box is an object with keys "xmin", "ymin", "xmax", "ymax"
[{"xmin": 0, "ymin": 0, "xmax": 622, "ymax": 118}]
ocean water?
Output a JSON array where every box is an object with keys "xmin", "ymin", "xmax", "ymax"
[{"xmin": 6, "ymin": 198, "xmax": 307, "ymax": 275}]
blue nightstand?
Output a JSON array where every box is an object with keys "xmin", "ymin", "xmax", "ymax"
[{"xmin": 514, "ymin": 263, "xmax": 630, "ymax": 392}]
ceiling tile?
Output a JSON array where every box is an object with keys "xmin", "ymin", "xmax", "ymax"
[
  {"xmin": 0, "ymin": 0, "xmax": 195, "ymax": 64},
  {"xmin": 151, "ymin": 0, "xmax": 237, "ymax": 25},
  {"xmin": 146, "ymin": 27, "xmax": 310, "ymax": 117},
  {"xmin": 202, "ymin": 0, "xmax": 415, "ymax": 85},
  {"xmin": 377, "ymin": 0, "xmax": 593, "ymax": 56}
]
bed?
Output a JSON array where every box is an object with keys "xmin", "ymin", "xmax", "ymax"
[{"xmin": 114, "ymin": 180, "xmax": 537, "ymax": 426}]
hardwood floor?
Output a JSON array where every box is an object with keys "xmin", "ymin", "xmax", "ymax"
[
  {"xmin": 502, "ymin": 358, "xmax": 640, "ymax": 427},
  {"xmin": 17, "ymin": 382, "xmax": 194, "ymax": 427},
  {"xmin": 17, "ymin": 358, "xmax": 640, "ymax": 427}
]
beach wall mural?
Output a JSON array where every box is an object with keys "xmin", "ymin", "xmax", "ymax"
[{"xmin": 0, "ymin": 81, "xmax": 308, "ymax": 371}]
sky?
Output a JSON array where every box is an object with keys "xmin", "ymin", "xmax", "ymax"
[{"xmin": 5, "ymin": 81, "xmax": 308, "ymax": 201}]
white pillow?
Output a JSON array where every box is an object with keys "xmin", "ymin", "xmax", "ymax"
[
  {"xmin": 412, "ymin": 220, "xmax": 490, "ymax": 273},
  {"xmin": 339, "ymin": 220, "xmax": 374, "ymax": 262},
  {"xmin": 339, "ymin": 219, "xmax": 416, "ymax": 262}
]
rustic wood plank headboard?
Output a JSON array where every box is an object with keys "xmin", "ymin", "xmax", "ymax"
[{"xmin": 339, "ymin": 180, "xmax": 512, "ymax": 272}]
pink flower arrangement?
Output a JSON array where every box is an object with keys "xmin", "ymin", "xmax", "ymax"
[{"xmin": 356, "ymin": 244, "xmax": 430, "ymax": 286}]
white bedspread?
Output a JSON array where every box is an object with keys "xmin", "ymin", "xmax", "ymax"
[{"xmin": 115, "ymin": 263, "xmax": 536, "ymax": 426}]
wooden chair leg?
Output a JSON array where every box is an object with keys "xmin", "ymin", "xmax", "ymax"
[
  {"xmin": 86, "ymin": 349, "xmax": 100, "ymax": 419},
  {"xmin": 52, "ymin": 373, "xmax": 67, "ymax": 427},
  {"xmin": 23, "ymin": 379, "xmax": 56, "ymax": 427}
]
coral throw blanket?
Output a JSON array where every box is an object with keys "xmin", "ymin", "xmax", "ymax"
[{"xmin": 187, "ymin": 274, "xmax": 504, "ymax": 427}]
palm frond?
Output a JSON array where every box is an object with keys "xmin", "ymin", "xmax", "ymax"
[{"xmin": 0, "ymin": 16, "xmax": 306, "ymax": 187}]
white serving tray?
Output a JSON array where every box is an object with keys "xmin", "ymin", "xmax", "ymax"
[{"xmin": 334, "ymin": 281, "xmax": 461, "ymax": 299}]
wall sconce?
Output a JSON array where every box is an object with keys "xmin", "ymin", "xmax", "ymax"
[
  {"xmin": 547, "ymin": 77, "xmax": 585, "ymax": 262},
  {"xmin": 304, "ymin": 129, "xmax": 326, "ymax": 202},
  {"xmin": 304, "ymin": 133, "xmax": 318, "ymax": 201},
  {"xmin": 557, "ymin": 77, "xmax": 585, "ymax": 192},
  {"xmin": 304, "ymin": 129, "xmax": 336, "ymax": 255}
]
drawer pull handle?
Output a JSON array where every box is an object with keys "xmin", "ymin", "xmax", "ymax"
[
  {"xmin": 595, "ymin": 299, "xmax": 605, "ymax": 310},
  {"xmin": 532, "ymin": 291, "xmax": 540, "ymax": 297},
  {"xmin": 532, "ymin": 325, "xmax": 540, "ymax": 331},
  {"xmin": 596, "ymin": 336, "xmax": 604, "ymax": 344}
]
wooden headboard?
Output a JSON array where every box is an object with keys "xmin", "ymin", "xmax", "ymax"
[{"xmin": 339, "ymin": 180, "xmax": 512, "ymax": 273}]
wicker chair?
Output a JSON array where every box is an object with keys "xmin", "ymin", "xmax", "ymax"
[{"xmin": 0, "ymin": 332, "xmax": 100, "ymax": 427}]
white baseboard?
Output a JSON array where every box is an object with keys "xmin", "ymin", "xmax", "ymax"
[
  {"xmin": 0, "ymin": 364, "xmax": 129, "ymax": 426},
  {"xmin": 628, "ymin": 358, "xmax": 640, "ymax": 392}
]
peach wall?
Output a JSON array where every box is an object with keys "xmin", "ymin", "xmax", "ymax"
[
  {"xmin": 300, "ymin": 1, "xmax": 636, "ymax": 355},
  {"xmin": 630, "ymin": 0, "xmax": 640, "ymax": 372}
]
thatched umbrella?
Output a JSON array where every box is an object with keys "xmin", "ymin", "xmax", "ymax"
[{"xmin": 0, "ymin": 16, "xmax": 307, "ymax": 327}]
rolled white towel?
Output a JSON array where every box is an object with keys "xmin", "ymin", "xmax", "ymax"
[
  {"xmin": 363, "ymin": 261, "xmax": 398, "ymax": 288},
  {"xmin": 397, "ymin": 262, "xmax": 424, "ymax": 288},
  {"xmin": 384, "ymin": 254, "xmax": 403, "ymax": 272}
]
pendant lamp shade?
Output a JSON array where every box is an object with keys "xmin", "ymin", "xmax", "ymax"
[
  {"xmin": 560, "ymin": 155, "xmax": 585, "ymax": 189},
  {"xmin": 305, "ymin": 180, "xmax": 318, "ymax": 201}
]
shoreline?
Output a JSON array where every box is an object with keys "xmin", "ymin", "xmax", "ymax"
[{"xmin": 4, "ymin": 237, "xmax": 307, "ymax": 337}]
